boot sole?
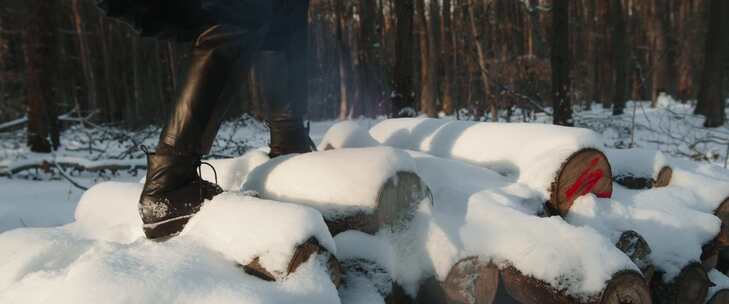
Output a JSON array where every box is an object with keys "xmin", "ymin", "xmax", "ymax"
[{"xmin": 143, "ymin": 215, "xmax": 193, "ymax": 240}]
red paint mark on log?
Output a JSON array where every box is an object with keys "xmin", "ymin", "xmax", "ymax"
[{"xmin": 565, "ymin": 157, "xmax": 610, "ymax": 200}]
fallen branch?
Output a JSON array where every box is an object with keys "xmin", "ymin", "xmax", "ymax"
[
  {"xmin": 1, "ymin": 159, "xmax": 146, "ymax": 177},
  {"xmin": 52, "ymin": 162, "xmax": 89, "ymax": 190}
]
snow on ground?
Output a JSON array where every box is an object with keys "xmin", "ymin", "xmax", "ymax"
[
  {"xmin": 0, "ymin": 182, "xmax": 340, "ymax": 304},
  {"xmin": 1, "ymin": 100, "xmax": 729, "ymax": 303}
]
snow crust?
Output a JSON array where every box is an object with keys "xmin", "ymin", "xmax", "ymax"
[
  {"xmin": 318, "ymin": 121, "xmax": 379, "ymax": 151},
  {"xmin": 0, "ymin": 228, "xmax": 339, "ymax": 304},
  {"xmin": 369, "ymin": 118, "xmax": 605, "ymax": 199},
  {"xmin": 669, "ymin": 168, "xmax": 729, "ymax": 213},
  {"xmin": 567, "ymin": 189, "xmax": 720, "ymax": 280},
  {"xmin": 606, "ymin": 148, "xmax": 667, "ymax": 178},
  {"xmin": 73, "ymin": 182, "xmax": 335, "ymax": 273},
  {"xmin": 243, "ymin": 147, "xmax": 417, "ymax": 220},
  {"xmin": 200, "ymin": 150, "xmax": 270, "ymax": 191},
  {"xmin": 0, "ymin": 182, "xmax": 341, "ymax": 303}
]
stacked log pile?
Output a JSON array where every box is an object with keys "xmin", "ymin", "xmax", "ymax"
[{"xmin": 250, "ymin": 118, "xmax": 729, "ymax": 304}]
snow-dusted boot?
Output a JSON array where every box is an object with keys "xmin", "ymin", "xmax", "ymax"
[{"xmin": 139, "ymin": 150, "xmax": 222, "ymax": 240}]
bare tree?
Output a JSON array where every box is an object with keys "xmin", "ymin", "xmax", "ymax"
[
  {"xmin": 611, "ymin": 0, "xmax": 628, "ymax": 115},
  {"xmin": 552, "ymin": 0, "xmax": 572, "ymax": 126},
  {"xmin": 696, "ymin": 0, "xmax": 728, "ymax": 127},
  {"xmin": 24, "ymin": 0, "xmax": 59, "ymax": 152}
]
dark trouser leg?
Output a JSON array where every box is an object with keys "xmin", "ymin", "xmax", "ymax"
[
  {"xmin": 159, "ymin": 25, "xmax": 264, "ymax": 155},
  {"xmin": 263, "ymin": 0, "xmax": 314, "ymax": 157}
]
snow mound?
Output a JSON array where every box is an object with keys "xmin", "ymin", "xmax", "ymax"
[
  {"xmin": 568, "ymin": 189, "xmax": 720, "ymax": 280},
  {"xmin": 318, "ymin": 121, "xmax": 379, "ymax": 151},
  {"xmin": 605, "ymin": 148, "xmax": 667, "ymax": 178},
  {"xmin": 72, "ymin": 182, "xmax": 335, "ymax": 274},
  {"xmin": 0, "ymin": 228, "xmax": 339, "ymax": 304},
  {"xmin": 670, "ymin": 168, "xmax": 729, "ymax": 213},
  {"xmin": 243, "ymin": 147, "xmax": 417, "ymax": 219},
  {"xmin": 199, "ymin": 150, "xmax": 270, "ymax": 191},
  {"xmin": 0, "ymin": 182, "xmax": 340, "ymax": 303},
  {"xmin": 369, "ymin": 118, "xmax": 605, "ymax": 199}
]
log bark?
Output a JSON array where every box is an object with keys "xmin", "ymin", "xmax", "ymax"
[
  {"xmin": 417, "ymin": 257, "xmax": 499, "ymax": 304},
  {"xmin": 650, "ymin": 263, "xmax": 712, "ymax": 304},
  {"xmin": 326, "ymin": 171, "xmax": 432, "ymax": 235},
  {"xmin": 614, "ymin": 166, "xmax": 673, "ymax": 190},
  {"xmin": 549, "ymin": 148, "xmax": 613, "ymax": 216},
  {"xmin": 242, "ymin": 237, "xmax": 342, "ymax": 287},
  {"xmin": 499, "ymin": 266, "xmax": 650, "ymax": 304}
]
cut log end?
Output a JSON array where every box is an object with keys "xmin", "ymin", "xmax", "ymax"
[
  {"xmin": 708, "ymin": 289, "xmax": 729, "ymax": 304},
  {"xmin": 243, "ymin": 238, "xmax": 342, "ymax": 287},
  {"xmin": 550, "ymin": 148, "xmax": 613, "ymax": 216},
  {"xmin": 599, "ymin": 271, "xmax": 652, "ymax": 304},
  {"xmin": 614, "ymin": 166, "xmax": 672, "ymax": 190},
  {"xmin": 615, "ymin": 231, "xmax": 655, "ymax": 281},
  {"xmin": 653, "ymin": 166, "xmax": 673, "ymax": 188},
  {"xmin": 326, "ymin": 171, "xmax": 432, "ymax": 235},
  {"xmin": 651, "ymin": 263, "xmax": 711, "ymax": 304},
  {"xmin": 417, "ymin": 258, "xmax": 499, "ymax": 304}
]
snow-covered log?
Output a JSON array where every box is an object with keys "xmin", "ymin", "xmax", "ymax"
[
  {"xmin": 72, "ymin": 182, "xmax": 341, "ymax": 283},
  {"xmin": 499, "ymin": 267, "xmax": 651, "ymax": 304},
  {"xmin": 416, "ymin": 258, "xmax": 499, "ymax": 304},
  {"xmin": 243, "ymin": 147, "xmax": 432, "ymax": 235},
  {"xmin": 649, "ymin": 263, "xmax": 712, "ymax": 304},
  {"xmin": 606, "ymin": 148, "xmax": 673, "ymax": 189},
  {"xmin": 364, "ymin": 118, "xmax": 612, "ymax": 216}
]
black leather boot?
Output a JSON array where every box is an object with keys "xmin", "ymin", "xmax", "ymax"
[{"xmin": 139, "ymin": 149, "xmax": 223, "ymax": 240}]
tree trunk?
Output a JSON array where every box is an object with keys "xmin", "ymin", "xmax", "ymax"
[
  {"xmin": 440, "ymin": 0, "xmax": 455, "ymax": 115},
  {"xmin": 466, "ymin": 0, "xmax": 495, "ymax": 120},
  {"xmin": 335, "ymin": 0, "xmax": 353, "ymax": 120},
  {"xmin": 24, "ymin": 0, "xmax": 59, "ymax": 153},
  {"xmin": 551, "ymin": 0, "xmax": 572, "ymax": 126},
  {"xmin": 610, "ymin": 0, "xmax": 628, "ymax": 116},
  {"xmin": 416, "ymin": 0, "xmax": 436, "ymax": 117},
  {"xmin": 392, "ymin": 0, "xmax": 416, "ymax": 118},
  {"xmin": 72, "ymin": 0, "xmax": 97, "ymax": 116},
  {"xmin": 650, "ymin": 0, "xmax": 675, "ymax": 107},
  {"xmin": 695, "ymin": 0, "xmax": 728, "ymax": 127}
]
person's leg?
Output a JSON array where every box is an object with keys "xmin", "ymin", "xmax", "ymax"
[
  {"xmin": 141, "ymin": 9, "xmax": 271, "ymax": 240},
  {"xmin": 262, "ymin": 0, "xmax": 314, "ymax": 158}
]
